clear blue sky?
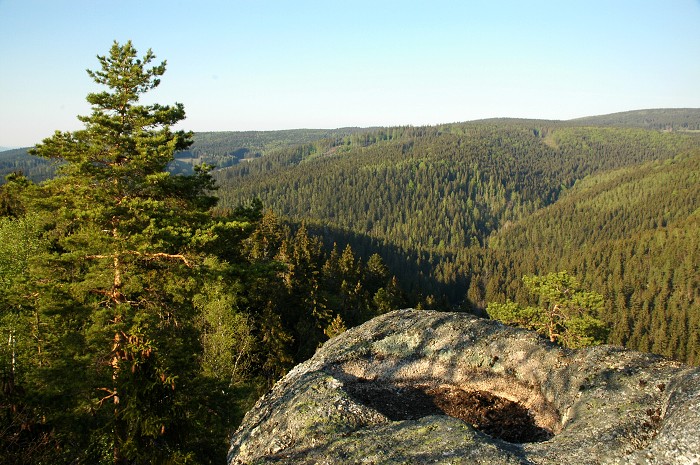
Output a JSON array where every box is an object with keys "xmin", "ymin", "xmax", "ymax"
[{"xmin": 1, "ymin": 0, "xmax": 699, "ymax": 147}]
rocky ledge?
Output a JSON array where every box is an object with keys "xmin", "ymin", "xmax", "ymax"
[{"xmin": 228, "ymin": 309, "xmax": 700, "ymax": 464}]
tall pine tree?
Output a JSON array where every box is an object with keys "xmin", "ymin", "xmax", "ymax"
[{"xmin": 28, "ymin": 41, "xmax": 223, "ymax": 464}]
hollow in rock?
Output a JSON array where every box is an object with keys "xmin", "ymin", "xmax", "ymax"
[{"xmin": 344, "ymin": 379, "xmax": 553, "ymax": 443}]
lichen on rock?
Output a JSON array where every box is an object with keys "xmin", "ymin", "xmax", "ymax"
[{"xmin": 228, "ymin": 309, "xmax": 700, "ymax": 464}]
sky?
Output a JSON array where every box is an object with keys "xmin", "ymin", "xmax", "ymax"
[{"xmin": 1, "ymin": 0, "xmax": 699, "ymax": 148}]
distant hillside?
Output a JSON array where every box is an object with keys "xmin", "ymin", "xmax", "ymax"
[
  {"xmin": 171, "ymin": 127, "xmax": 377, "ymax": 174},
  {"xmin": 487, "ymin": 152, "xmax": 700, "ymax": 363},
  {"xmin": 215, "ymin": 123, "xmax": 699, "ymax": 256},
  {"xmin": 213, "ymin": 121, "xmax": 700, "ymax": 364},
  {"xmin": 568, "ymin": 108, "xmax": 700, "ymax": 130},
  {"xmin": 0, "ymin": 147, "xmax": 55, "ymax": 183},
  {"xmin": 4, "ymin": 109, "xmax": 699, "ymax": 181},
  {"xmin": 3, "ymin": 111, "xmax": 699, "ymax": 363}
]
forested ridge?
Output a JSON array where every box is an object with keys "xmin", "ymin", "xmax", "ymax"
[
  {"xmin": 216, "ymin": 123, "xmax": 698, "ymax": 250},
  {"xmin": 6, "ymin": 108, "xmax": 698, "ymax": 182},
  {"xmin": 214, "ymin": 119, "xmax": 700, "ymax": 364},
  {"xmin": 486, "ymin": 152, "xmax": 700, "ymax": 362},
  {"xmin": 0, "ymin": 148, "xmax": 55, "ymax": 184},
  {"xmin": 6, "ymin": 113, "xmax": 697, "ymax": 366},
  {"xmin": 0, "ymin": 128, "xmax": 376, "ymax": 183},
  {"xmin": 170, "ymin": 127, "xmax": 376, "ymax": 174},
  {"xmin": 569, "ymin": 108, "xmax": 700, "ymax": 130}
]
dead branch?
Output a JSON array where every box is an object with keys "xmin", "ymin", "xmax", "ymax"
[{"xmin": 83, "ymin": 251, "xmax": 193, "ymax": 267}]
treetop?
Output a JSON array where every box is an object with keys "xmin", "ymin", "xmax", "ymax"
[{"xmin": 86, "ymin": 40, "xmax": 165, "ymax": 97}]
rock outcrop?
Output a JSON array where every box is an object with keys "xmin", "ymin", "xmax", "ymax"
[{"xmin": 228, "ymin": 309, "xmax": 700, "ymax": 464}]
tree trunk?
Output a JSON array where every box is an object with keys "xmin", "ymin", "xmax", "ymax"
[{"xmin": 112, "ymin": 332, "xmax": 124, "ymax": 465}]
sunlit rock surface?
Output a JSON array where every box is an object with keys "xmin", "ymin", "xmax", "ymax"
[{"xmin": 228, "ymin": 309, "xmax": 700, "ymax": 464}]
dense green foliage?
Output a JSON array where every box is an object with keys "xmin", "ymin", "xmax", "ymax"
[
  {"xmin": 487, "ymin": 271, "xmax": 608, "ymax": 348},
  {"xmin": 486, "ymin": 152, "xmax": 700, "ymax": 362},
  {"xmin": 0, "ymin": 43, "xmax": 398, "ymax": 465},
  {"xmin": 216, "ymin": 123, "xmax": 698, "ymax": 251},
  {"xmin": 0, "ymin": 129, "xmax": 377, "ymax": 181},
  {"xmin": 214, "ymin": 120, "xmax": 700, "ymax": 364}
]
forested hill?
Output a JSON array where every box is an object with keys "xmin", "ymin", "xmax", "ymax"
[
  {"xmin": 214, "ymin": 122, "xmax": 699, "ymax": 252},
  {"xmin": 213, "ymin": 120, "xmax": 700, "ymax": 364},
  {"xmin": 0, "ymin": 128, "xmax": 377, "ymax": 182},
  {"xmin": 568, "ymin": 108, "xmax": 700, "ymax": 130},
  {"xmin": 170, "ymin": 127, "xmax": 376, "ymax": 174},
  {"xmin": 486, "ymin": 152, "xmax": 700, "ymax": 362},
  {"xmin": 3, "ymin": 111, "xmax": 699, "ymax": 363},
  {"xmin": 4, "ymin": 109, "xmax": 698, "ymax": 182},
  {"xmin": 0, "ymin": 147, "xmax": 55, "ymax": 183}
]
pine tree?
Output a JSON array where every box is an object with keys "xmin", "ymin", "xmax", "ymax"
[
  {"xmin": 487, "ymin": 271, "xmax": 609, "ymax": 348},
  {"xmin": 28, "ymin": 41, "xmax": 220, "ymax": 464}
]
